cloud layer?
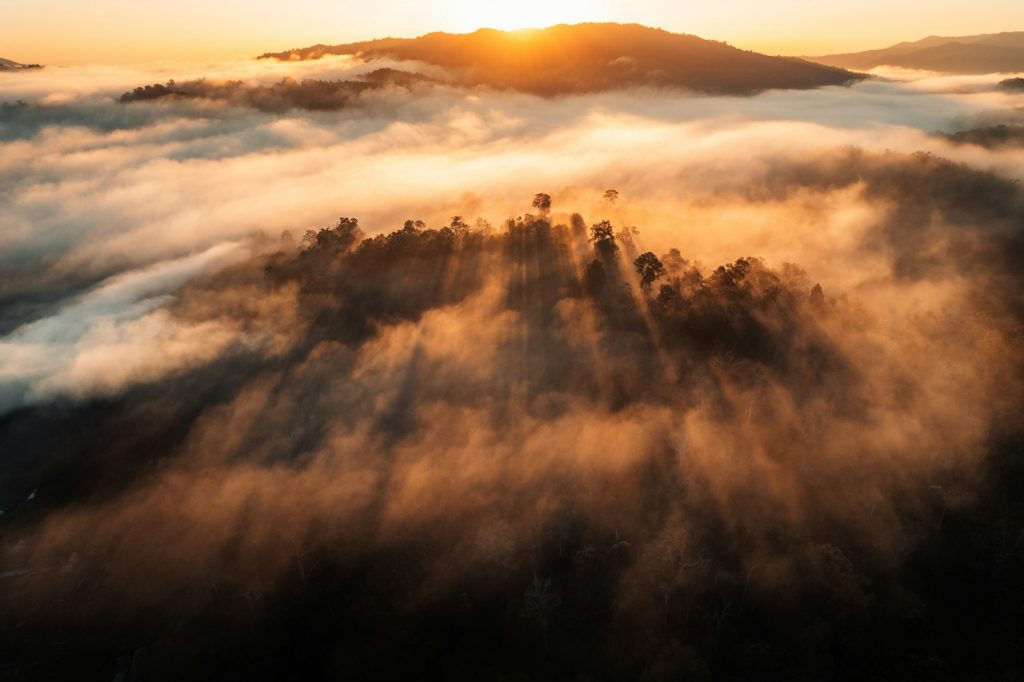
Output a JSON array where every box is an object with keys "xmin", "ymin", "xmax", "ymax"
[{"xmin": 1, "ymin": 58, "xmax": 1023, "ymax": 680}]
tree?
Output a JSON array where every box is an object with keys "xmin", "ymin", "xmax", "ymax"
[
  {"xmin": 810, "ymin": 283, "xmax": 825, "ymax": 308},
  {"xmin": 590, "ymin": 220, "xmax": 617, "ymax": 257},
  {"xmin": 661, "ymin": 248, "xmax": 687, "ymax": 273},
  {"xmin": 532, "ymin": 193, "xmax": 552, "ymax": 215},
  {"xmin": 634, "ymin": 251, "xmax": 666, "ymax": 288},
  {"xmin": 603, "ymin": 189, "xmax": 619, "ymax": 204},
  {"xmin": 583, "ymin": 259, "xmax": 607, "ymax": 295},
  {"xmin": 569, "ymin": 213, "xmax": 587, "ymax": 237},
  {"xmin": 656, "ymin": 283, "xmax": 680, "ymax": 310},
  {"xmin": 590, "ymin": 220, "xmax": 615, "ymax": 244},
  {"xmin": 619, "ymin": 225, "xmax": 640, "ymax": 252},
  {"xmin": 306, "ymin": 217, "xmax": 363, "ymax": 253}
]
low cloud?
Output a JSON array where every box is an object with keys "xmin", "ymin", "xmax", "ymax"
[{"xmin": 1, "ymin": 57, "xmax": 1023, "ymax": 679}]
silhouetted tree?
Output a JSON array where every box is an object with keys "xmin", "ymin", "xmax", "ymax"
[
  {"xmin": 589, "ymin": 220, "xmax": 617, "ymax": 260},
  {"xmin": 656, "ymin": 283, "xmax": 680, "ymax": 309},
  {"xmin": 590, "ymin": 220, "xmax": 615, "ymax": 244},
  {"xmin": 810, "ymin": 282, "xmax": 825, "ymax": 308},
  {"xmin": 569, "ymin": 213, "xmax": 587, "ymax": 238},
  {"xmin": 532, "ymin": 193, "xmax": 552, "ymax": 215},
  {"xmin": 661, "ymin": 248, "xmax": 687, "ymax": 273},
  {"xmin": 583, "ymin": 259, "xmax": 608, "ymax": 295},
  {"xmin": 603, "ymin": 189, "xmax": 619, "ymax": 204},
  {"xmin": 634, "ymin": 252, "xmax": 666, "ymax": 289},
  {"xmin": 305, "ymin": 217, "xmax": 363, "ymax": 254},
  {"xmin": 710, "ymin": 258, "xmax": 753, "ymax": 290}
]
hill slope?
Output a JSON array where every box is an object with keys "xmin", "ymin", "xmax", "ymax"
[
  {"xmin": 260, "ymin": 23, "xmax": 864, "ymax": 95},
  {"xmin": 810, "ymin": 32, "xmax": 1024, "ymax": 73},
  {"xmin": 0, "ymin": 58, "xmax": 42, "ymax": 71}
]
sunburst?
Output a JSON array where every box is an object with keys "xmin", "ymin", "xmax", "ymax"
[{"xmin": 440, "ymin": 0, "xmax": 614, "ymax": 32}]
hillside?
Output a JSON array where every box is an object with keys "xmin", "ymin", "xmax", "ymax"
[
  {"xmin": 118, "ymin": 69, "xmax": 436, "ymax": 112},
  {"xmin": 0, "ymin": 58, "xmax": 42, "ymax": 71},
  {"xmin": 259, "ymin": 23, "xmax": 865, "ymax": 95},
  {"xmin": 810, "ymin": 32, "xmax": 1024, "ymax": 73}
]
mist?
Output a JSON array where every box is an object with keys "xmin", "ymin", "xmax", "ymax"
[{"xmin": 1, "ymin": 50, "xmax": 1023, "ymax": 681}]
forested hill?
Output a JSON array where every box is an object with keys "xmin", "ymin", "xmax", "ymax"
[
  {"xmin": 259, "ymin": 23, "xmax": 865, "ymax": 95},
  {"xmin": 810, "ymin": 31, "xmax": 1024, "ymax": 73}
]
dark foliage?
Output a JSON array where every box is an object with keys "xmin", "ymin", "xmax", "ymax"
[
  {"xmin": 119, "ymin": 70, "xmax": 436, "ymax": 112},
  {"xmin": 943, "ymin": 123, "xmax": 1024, "ymax": 148},
  {"xmin": 633, "ymin": 252, "xmax": 666, "ymax": 288},
  {"xmin": 1, "ymin": 171, "xmax": 1022, "ymax": 680}
]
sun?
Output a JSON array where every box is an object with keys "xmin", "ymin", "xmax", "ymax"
[{"xmin": 441, "ymin": 0, "xmax": 614, "ymax": 32}]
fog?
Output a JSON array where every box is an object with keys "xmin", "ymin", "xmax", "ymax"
[
  {"xmin": 1, "ymin": 55, "xmax": 1023, "ymax": 680},
  {"xmin": 2, "ymin": 61, "xmax": 1021, "ymax": 317}
]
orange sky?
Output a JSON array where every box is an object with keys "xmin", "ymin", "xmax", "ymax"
[{"xmin": 1, "ymin": 0, "xmax": 1020, "ymax": 65}]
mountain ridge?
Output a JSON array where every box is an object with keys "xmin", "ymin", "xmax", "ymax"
[
  {"xmin": 809, "ymin": 31, "xmax": 1024, "ymax": 73},
  {"xmin": 258, "ymin": 23, "xmax": 865, "ymax": 96}
]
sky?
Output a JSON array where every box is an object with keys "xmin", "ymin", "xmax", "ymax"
[{"xmin": 1, "ymin": 0, "xmax": 1020, "ymax": 65}]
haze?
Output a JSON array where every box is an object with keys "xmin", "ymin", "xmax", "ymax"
[{"xmin": 1, "ymin": 0, "xmax": 1019, "ymax": 64}]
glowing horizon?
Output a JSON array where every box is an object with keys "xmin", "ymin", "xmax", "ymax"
[{"xmin": 1, "ymin": 0, "xmax": 1020, "ymax": 66}]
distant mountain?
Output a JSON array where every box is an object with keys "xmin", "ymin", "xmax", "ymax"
[
  {"xmin": 943, "ymin": 124, "xmax": 1024, "ymax": 149},
  {"xmin": 810, "ymin": 32, "xmax": 1024, "ymax": 74},
  {"xmin": 119, "ymin": 69, "xmax": 437, "ymax": 113},
  {"xmin": 259, "ymin": 23, "xmax": 864, "ymax": 95},
  {"xmin": 0, "ymin": 58, "xmax": 42, "ymax": 71}
]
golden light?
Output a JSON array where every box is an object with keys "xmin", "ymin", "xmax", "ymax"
[{"xmin": 440, "ymin": 0, "xmax": 615, "ymax": 33}]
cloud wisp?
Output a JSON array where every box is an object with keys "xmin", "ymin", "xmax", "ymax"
[{"xmin": 0, "ymin": 56, "xmax": 1023, "ymax": 680}]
